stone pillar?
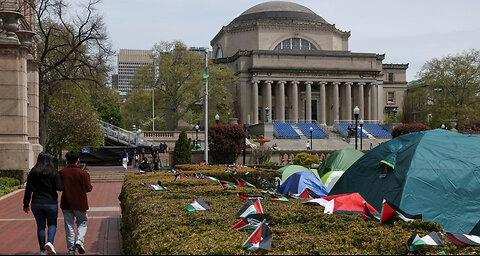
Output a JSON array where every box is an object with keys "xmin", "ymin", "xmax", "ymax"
[
  {"xmin": 333, "ymin": 82, "xmax": 340, "ymax": 122},
  {"xmin": 277, "ymin": 81, "xmax": 286, "ymax": 122},
  {"xmin": 0, "ymin": 42, "xmax": 33, "ymax": 170},
  {"xmin": 319, "ymin": 81, "xmax": 327, "ymax": 125},
  {"xmin": 365, "ymin": 83, "xmax": 371, "ymax": 120},
  {"xmin": 291, "ymin": 81, "xmax": 299, "ymax": 122},
  {"xmin": 27, "ymin": 58, "xmax": 42, "ymax": 158},
  {"xmin": 251, "ymin": 80, "xmax": 259, "ymax": 124},
  {"xmin": 377, "ymin": 81, "xmax": 384, "ymax": 123},
  {"xmin": 345, "ymin": 82, "xmax": 352, "ymax": 121},
  {"xmin": 305, "ymin": 81, "xmax": 312, "ymax": 122},
  {"xmin": 371, "ymin": 82, "xmax": 378, "ymax": 121},
  {"xmin": 264, "ymin": 80, "xmax": 272, "ymax": 123},
  {"xmin": 358, "ymin": 82, "xmax": 365, "ymax": 120}
]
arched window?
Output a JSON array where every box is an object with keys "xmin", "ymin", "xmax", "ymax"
[
  {"xmin": 215, "ymin": 47, "xmax": 223, "ymax": 58},
  {"xmin": 274, "ymin": 38, "xmax": 317, "ymax": 50}
]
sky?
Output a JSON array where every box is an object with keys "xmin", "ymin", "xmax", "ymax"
[{"xmin": 87, "ymin": 0, "xmax": 480, "ymax": 82}]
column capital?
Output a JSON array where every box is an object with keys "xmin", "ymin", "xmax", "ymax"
[
  {"xmin": 265, "ymin": 80, "xmax": 273, "ymax": 84},
  {"xmin": 290, "ymin": 81, "xmax": 300, "ymax": 85},
  {"xmin": 277, "ymin": 80, "xmax": 287, "ymax": 85},
  {"xmin": 345, "ymin": 82, "xmax": 353, "ymax": 86},
  {"xmin": 304, "ymin": 81, "xmax": 313, "ymax": 85},
  {"xmin": 251, "ymin": 80, "xmax": 260, "ymax": 84},
  {"xmin": 332, "ymin": 81, "xmax": 341, "ymax": 86},
  {"xmin": 370, "ymin": 81, "xmax": 377, "ymax": 86},
  {"xmin": 357, "ymin": 82, "xmax": 366, "ymax": 86},
  {"xmin": 318, "ymin": 81, "xmax": 328, "ymax": 86}
]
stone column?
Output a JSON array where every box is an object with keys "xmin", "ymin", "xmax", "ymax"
[
  {"xmin": 251, "ymin": 80, "xmax": 259, "ymax": 124},
  {"xmin": 345, "ymin": 82, "xmax": 352, "ymax": 121},
  {"xmin": 377, "ymin": 81, "xmax": 384, "ymax": 123},
  {"xmin": 333, "ymin": 82, "xmax": 340, "ymax": 122},
  {"xmin": 358, "ymin": 82, "xmax": 365, "ymax": 120},
  {"xmin": 319, "ymin": 81, "xmax": 327, "ymax": 125},
  {"xmin": 365, "ymin": 83, "xmax": 372, "ymax": 120},
  {"xmin": 27, "ymin": 58, "xmax": 42, "ymax": 158},
  {"xmin": 277, "ymin": 81, "xmax": 286, "ymax": 122},
  {"xmin": 290, "ymin": 81, "xmax": 299, "ymax": 122},
  {"xmin": 305, "ymin": 81, "xmax": 312, "ymax": 122},
  {"xmin": 371, "ymin": 82, "xmax": 378, "ymax": 121},
  {"xmin": 264, "ymin": 80, "xmax": 272, "ymax": 123}
]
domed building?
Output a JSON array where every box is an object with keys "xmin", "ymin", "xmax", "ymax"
[{"xmin": 211, "ymin": 1, "xmax": 407, "ymax": 126}]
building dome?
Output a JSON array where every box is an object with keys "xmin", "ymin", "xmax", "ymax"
[{"xmin": 229, "ymin": 1, "xmax": 329, "ymax": 26}]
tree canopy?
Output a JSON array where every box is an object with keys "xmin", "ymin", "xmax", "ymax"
[
  {"xmin": 405, "ymin": 49, "xmax": 480, "ymax": 128},
  {"xmin": 124, "ymin": 41, "xmax": 237, "ymax": 131}
]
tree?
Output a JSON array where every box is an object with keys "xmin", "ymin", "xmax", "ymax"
[
  {"xmin": 87, "ymin": 84, "xmax": 125, "ymax": 128},
  {"xmin": 408, "ymin": 49, "xmax": 480, "ymax": 128},
  {"xmin": 28, "ymin": 0, "xmax": 114, "ymax": 145},
  {"xmin": 127, "ymin": 41, "xmax": 237, "ymax": 130},
  {"xmin": 173, "ymin": 131, "xmax": 191, "ymax": 166},
  {"xmin": 391, "ymin": 123, "xmax": 431, "ymax": 138},
  {"xmin": 208, "ymin": 124, "xmax": 245, "ymax": 164}
]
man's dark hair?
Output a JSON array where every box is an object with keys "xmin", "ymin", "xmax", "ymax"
[{"xmin": 65, "ymin": 151, "xmax": 80, "ymax": 164}]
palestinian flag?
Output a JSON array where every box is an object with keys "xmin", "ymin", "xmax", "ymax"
[
  {"xmin": 298, "ymin": 188, "xmax": 321, "ymax": 199},
  {"xmin": 237, "ymin": 193, "xmax": 265, "ymax": 200},
  {"xmin": 235, "ymin": 199, "xmax": 263, "ymax": 218},
  {"xmin": 237, "ymin": 179, "xmax": 256, "ymax": 188},
  {"xmin": 142, "ymin": 183, "xmax": 165, "ymax": 191},
  {"xmin": 285, "ymin": 193, "xmax": 300, "ymax": 199},
  {"xmin": 230, "ymin": 214, "xmax": 273, "ymax": 230},
  {"xmin": 445, "ymin": 233, "xmax": 480, "ymax": 246},
  {"xmin": 219, "ymin": 181, "xmax": 237, "ymax": 189},
  {"xmin": 362, "ymin": 201, "xmax": 380, "ymax": 220},
  {"xmin": 186, "ymin": 197, "xmax": 211, "ymax": 212},
  {"xmin": 205, "ymin": 176, "xmax": 218, "ymax": 181},
  {"xmin": 270, "ymin": 194, "xmax": 289, "ymax": 202},
  {"xmin": 242, "ymin": 222, "xmax": 272, "ymax": 251},
  {"xmin": 408, "ymin": 231, "xmax": 444, "ymax": 252},
  {"xmin": 199, "ymin": 160, "xmax": 206, "ymax": 166},
  {"xmin": 380, "ymin": 199, "xmax": 422, "ymax": 223}
]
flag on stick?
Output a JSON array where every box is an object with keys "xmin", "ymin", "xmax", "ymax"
[
  {"xmin": 219, "ymin": 181, "xmax": 237, "ymax": 189},
  {"xmin": 237, "ymin": 179, "xmax": 256, "ymax": 188},
  {"xmin": 362, "ymin": 201, "xmax": 380, "ymax": 220},
  {"xmin": 230, "ymin": 214, "xmax": 273, "ymax": 230},
  {"xmin": 186, "ymin": 197, "xmax": 211, "ymax": 212},
  {"xmin": 237, "ymin": 193, "xmax": 265, "ymax": 200},
  {"xmin": 380, "ymin": 199, "xmax": 422, "ymax": 223},
  {"xmin": 242, "ymin": 222, "xmax": 272, "ymax": 251},
  {"xmin": 407, "ymin": 231, "xmax": 444, "ymax": 252},
  {"xmin": 235, "ymin": 199, "xmax": 263, "ymax": 218},
  {"xmin": 270, "ymin": 194, "xmax": 289, "ymax": 202},
  {"xmin": 298, "ymin": 188, "xmax": 321, "ymax": 199},
  {"xmin": 445, "ymin": 233, "xmax": 480, "ymax": 246}
]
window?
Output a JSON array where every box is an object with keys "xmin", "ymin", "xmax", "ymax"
[
  {"xmin": 274, "ymin": 38, "xmax": 317, "ymax": 50},
  {"xmin": 388, "ymin": 73, "xmax": 394, "ymax": 82},
  {"xmin": 387, "ymin": 92, "xmax": 395, "ymax": 103},
  {"xmin": 215, "ymin": 47, "xmax": 223, "ymax": 58}
]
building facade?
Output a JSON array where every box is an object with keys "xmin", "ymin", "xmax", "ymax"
[
  {"xmin": 211, "ymin": 1, "xmax": 407, "ymax": 125},
  {"xmin": 114, "ymin": 49, "xmax": 152, "ymax": 93}
]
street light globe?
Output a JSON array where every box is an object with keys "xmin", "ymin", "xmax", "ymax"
[
  {"xmin": 360, "ymin": 120, "xmax": 364, "ymax": 125},
  {"xmin": 393, "ymin": 108, "xmax": 398, "ymax": 114},
  {"xmin": 309, "ymin": 126, "xmax": 313, "ymax": 132},
  {"xmin": 441, "ymin": 124, "xmax": 445, "ymax": 129},
  {"xmin": 215, "ymin": 114, "xmax": 220, "ymax": 121},
  {"xmin": 137, "ymin": 129, "xmax": 141, "ymax": 134},
  {"xmin": 353, "ymin": 106, "xmax": 360, "ymax": 115},
  {"xmin": 195, "ymin": 124, "xmax": 199, "ymax": 131}
]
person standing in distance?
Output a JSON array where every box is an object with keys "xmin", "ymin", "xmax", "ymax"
[
  {"xmin": 23, "ymin": 152, "xmax": 64, "ymax": 255},
  {"xmin": 121, "ymin": 149, "xmax": 129, "ymax": 171},
  {"xmin": 59, "ymin": 151, "xmax": 93, "ymax": 255}
]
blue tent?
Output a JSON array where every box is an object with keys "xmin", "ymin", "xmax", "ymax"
[{"xmin": 276, "ymin": 171, "xmax": 329, "ymax": 197}]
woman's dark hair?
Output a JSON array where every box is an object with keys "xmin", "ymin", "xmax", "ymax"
[{"xmin": 28, "ymin": 152, "xmax": 57, "ymax": 191}]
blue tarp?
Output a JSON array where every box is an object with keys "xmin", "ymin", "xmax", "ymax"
[{"xmin": 276, "ymin": 171, "xmax": 330, "ymax": 197}]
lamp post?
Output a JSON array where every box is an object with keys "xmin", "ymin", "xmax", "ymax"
[
  {"xmin": 195, "ymin": 124, "xmax": 199, "ymax": 150},
  {"xmin": 243, "ymin": 124, "xmax": 247, "ymax": 165},
  {"xmin": 359, "ymin": 120, "xmax": 364, "ymax": 151},
  {"xmin": 152, "ymin": 87, "xmax": 155, "ymax": 131},
  {"xmin": 204, "ymin": 48, "xmax": 209, "ymax": 165},
  {"xmin": 265, "ymin": 107, "xmax": 270, "ymax": 123},
  {"xmin": 309, "ymin": 126, "xmax": 313, "ymax": 150},
  {"xmin": 215, "ymin": 114, "xmax": 220, "ymax": 124},
  {"xmin": 392, "ymin": 108, "xmax": 398, "ymax": 124},
  {"xmin": 227, "ymin": 112, "xmax": 230, "ymax": 124},
  {"xmin": 353, "ymin": 106, "xmax": 360, "ymax": 150}
]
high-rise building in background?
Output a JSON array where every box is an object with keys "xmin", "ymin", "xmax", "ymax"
[{"xmin": 114, "ymin": 49, "xmax": 152, "ymax": 93}]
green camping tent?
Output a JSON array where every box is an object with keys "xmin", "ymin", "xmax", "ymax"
[
  {"xmin": 279, "ymin": 165, "xmax": 321, "ymax": 183},
  {"xmin": 318, "ymin": 148, "xmax": 364, "ymax": 176},
  {"xmin": 330, "ymin": 129, "xmax": 480, "ymax": 234}
]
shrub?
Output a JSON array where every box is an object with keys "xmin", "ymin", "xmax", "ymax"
[
  {"xmin": 0, "ymin": 177, "xmax": 21, "ymax": 197},
  {"xmin": 391, "ymin": 123, "xmax": 431, "ymax": 138},
  {"xmin": 208, "ymin": 124, "xmax": 245, "ymax": 164},
  {"xmin": 0, "ymin": 170, "xmax": 24, "ymax": 183},
  {"xmin": 458, "ymin": 118, "xmax": 480, "ymax": 134},
  {"xmin": 293, "ymin": 152, "xmax": 320, "ymax": 168},
  {"xmin": 173, "ymin": 131, "xmax": 192, "ymax": 167},
  {"xmin": 251, "ymin": 146, "xmax": 272, "ymax": 165}
]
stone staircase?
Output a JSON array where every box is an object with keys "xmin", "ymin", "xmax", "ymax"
[{"xmin": 88, "ymin": 171, "xmax": 132, "ymax": 183}]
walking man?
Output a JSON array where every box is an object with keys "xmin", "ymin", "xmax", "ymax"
[
  {"xmin": 59, "ymin": 151, "xmax": 93, "ymax": 255},
  {"xmin": 306, "ymin": 140, "xmax": 311, "ymax": 150}
]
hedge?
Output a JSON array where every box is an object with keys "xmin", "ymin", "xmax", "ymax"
[
  {"xmin": 0, "ymin": 177, "xmax": 21, "ymax": 197},
  {"xmin": 119, "ymin": 168, "xmax": 476, "ymax": 255},
  {"xmin": 0, "ymin": 169, "xmax": 24, "ymax": 183}
]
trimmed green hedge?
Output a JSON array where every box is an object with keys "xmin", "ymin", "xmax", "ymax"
[
  {"xmin": 0, "ymin": 170, "xmax": 24, "ymax": 183},
  {"xmin": 0, "ymin": 177, "xmax": 21, "ymax": 197},
  {"xmin": 119, "ymin": 168, "xmax": 476, "ymax": 255}
]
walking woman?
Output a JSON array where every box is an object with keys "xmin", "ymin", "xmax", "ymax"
[
  {"xmin": 122, "ymin": 149, "xmax": 129, "ymax": 171},
  {"xmin": 23, "ymin": 152, "xmax": 64, "ymax": 255}
]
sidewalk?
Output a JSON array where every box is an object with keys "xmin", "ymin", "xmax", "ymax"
[{"xmin": 0, "ymin": 182, "xmax": 123, "ymax": 255}]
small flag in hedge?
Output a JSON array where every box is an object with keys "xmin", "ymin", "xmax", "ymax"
[
  {"xmin": 362, "ymin": 201, "xmax": 380, "ymax": 220},
  {"xmin": 235, "ymin": 199, "xmax": 263, "ymax": 218},
  {"xmin": 142, "ymin": 182, "xmax": 165, "ymax": 191},
  {"xmin": 407, "ymin": 230, "xmax": 444, "ymax": 252},
  {"xmin": 205, "ymin": 176, "xmax": 218, "ymax": 181},
  {"xmin": 298, "ymin": 188, "xmax": 321, "ymax": 199},
  {"xmin": 230, "ymin": 214, "xmax": 273, "ymax": 230},
  {"xmin": 285, "ymin": 192, "xmax": 300, "ymax": 199},
  {"xmin": 237, "ymin": 193, "xmax": 265, "ymax": 200},
  {"xmin": 186, "ymin": 197, "xmax": 211, "ymax": 212},
  {"xmin": 380, "ymin": 199, "xmax": 422, "ymax": 223},
  {"xmin": 445, "ymin": 233, "xmax": 480, "ymax": 246},
  {"xmin": 237, "ymin": 179, "xmax": 256, "ymax": 188},
  {"xmin": 219, "ymin": 181, "xmax": 237, "ymax": 189},
  {"xmin": 242, "ymin": 222, "xmax": 272, "ymax": 251},
  {"xmin": 270, "ymin": 194, "xmax": 289, "ymax": 202}
]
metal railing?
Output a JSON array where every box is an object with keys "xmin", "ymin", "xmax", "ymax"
[{"xmin": 98, "ymin": 120, "xmax": 151, "ymax": 147}]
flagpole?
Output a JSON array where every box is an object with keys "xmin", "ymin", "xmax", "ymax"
[{"xmin": 204, "ymin": 48, "xmax": 209, "ymax": 165}]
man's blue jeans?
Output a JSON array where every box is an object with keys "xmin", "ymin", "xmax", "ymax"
[
  {"xmin": 62, "ymin": 210, "xmax": 88, "ymax": 252},
  {"xmin": 31, "ymin": 203, "xmax": 58, "ymax": 252}
]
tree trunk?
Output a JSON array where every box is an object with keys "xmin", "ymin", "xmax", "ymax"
[{"xmin": 39, "ymin": 92, "xmax": 49, "ymax": 147}]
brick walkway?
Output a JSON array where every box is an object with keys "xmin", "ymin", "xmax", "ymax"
[{"xmin": 0, "ymin": 182, "xmax": 123, "ymax": 255}]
